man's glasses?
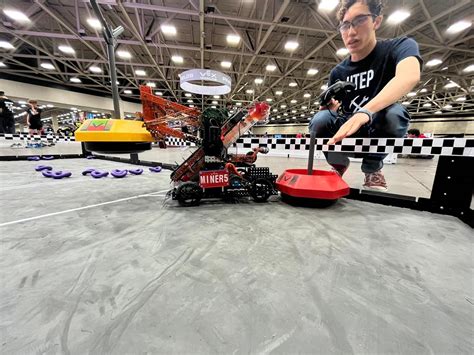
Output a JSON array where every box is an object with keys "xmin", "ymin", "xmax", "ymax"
[{"xmin": 338, "ymin": 14, "xmax": 377, "ymax": 33}]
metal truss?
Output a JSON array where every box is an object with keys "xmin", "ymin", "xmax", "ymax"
[{"xmin": 0, "ymin": 0, "xmax": 472, "ymax": 125}]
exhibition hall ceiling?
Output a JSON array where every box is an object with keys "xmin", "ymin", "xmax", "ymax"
[{"xmin": 0, "ymin": 0, "xmax": 473, "ymax": 123}]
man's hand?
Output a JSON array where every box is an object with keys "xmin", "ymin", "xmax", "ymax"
[
  {"xmin": 319, "ymin": 99, "xmax": 341, "ymax": 112},
  {"xmin": 327, "ymin": 112, "xmax": 370, "ymax": 145}
]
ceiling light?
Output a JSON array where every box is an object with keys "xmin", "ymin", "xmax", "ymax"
[
  {"xmin": 336, "ymin": 48, "xmax": 349, "ymax": 57},
  {"xmin": 161, "ymin": 24, "xmax": 177, "ymax": 35},
  {"xmin": 441, "ymin": 67, "xmax": 448, "ymax": 71},
  {"xmin": 211, "ymin": 105, "xmax": 216, "ymax": 109},
  {"xmin": 146, "ymin": 82, "xmax": 156, "ymax": 88},
  {"xmin": 0, "ymin": 62, "xmax": 6, "ymax": 67},
  {"xmin": 283, "ymin": 113, "xmax": 288, "ymax": 116},
  {"xmin": 117, "ymin": 50, "xmax": 132, "ymax": 59},
  {"xmin": 277, "ymin": 116, "xmax": 281, "ymax": 119},
  {"xmin": 226, "ymin": 34, "xmax": 241, "ymax": 45},
  {"xmin": 124, "ymin": 89, "xmax": 132, "ymax": 94},
  {"xmin": 255, "ymin": 78, "xmax": 263, "ymax": 84},
  {"xmin": 402, "ymin": 101, "xmax": 410, "ymax": 105},
  {"xmin": 456, "ymin": 97, "xmax": 466, "ymax": 102},
  {"xmin": 0, "ymin": 41, "xmax": 14, "ymax": 49},
  {"xmin": 272, "ymin": 109, "xmax": 278, "ymax": 112},
  {"xmin": 70, "ymin": 77, "xmax": 81, "ymax": 83},
  {"xmin": 435, "ymin": 110, "xmax": 442, "ymax": 114},
  {"xmin": 266, "ymin": 98, "xmax": 273, "ymax": 102},
  {"xmin": 280, "ymin": 105, "xmax": 287, "ymax": 108},
  {"xmin": 221, "ymin": 61, "xmax": 232, "ymax": 68},
  {"xmin": 420, "ymin": 88, "xmax": 428, "ymax": 93},
  {"xmin": 212, "ymin": 100, "xmax": 218, "ymax": 104},
  {"xmin": 171, "ymin": 55, "xmax": 183, "ymax": 63},
  {"xmin": 423, "ymin": 103, "xmax": 432, "ymax": 107},
  {"xmin": 407, "ymin": 92, "xmax": 416, "ymax": 97},
  {"xmin": 444, "ymin": 81, "xmax": 459, "ymax": 89},
  {"xmin": 307, "ymin": 68, "xmax": 318, "ymax": 76},
  {"xmin": 236, "ymin": 102, "xmax": 242, "ymax": 106},
  {"xmin": 292, "ymin": 110, "xmax": 297, "ymax": 113},
  {"xmin": 155, "ymin": 91, "xmax": 163, "ymax": 96},
  {"xmin": 213, "ymin": 95, "xmax": 220, "ymax": 99},
  {"xmin": 40, "ymin": 63, "xmax": 55, "ymax": 70},
  {"xmin": 300, "ymin": 114, "xmax": 305, "ymax": 117},
  {"xmin": 246, "ymin": 89, "xmax": 254, "ymax": 94},
  {"xmin": 463, "ymin": 64, "xmax": 474, "ymax": 73},
  {"xmin": 310, "ymin": 111, "xmax": 315, "ymax": 114},
  {"xmin": 290, "ymin": 99, "xmax": 297, "ymax": 103},
  {"xmin": 284, "ymin": 41, "xmax": 299, "ymax": 51},
  {"xmin": 89, "ymin": 66, "xmax": 102, "ymax": 73},
  {"xmin": 189, "ymin": 104, "xmax": 195, "ymax": 108},
  {"xmin": 387, "ymin": 10, "xmax": 411, "ymax": 24},
  {"xmin": 3, "ymin": 9, "xmax": 30, "ymax": 23},
  {"xmin": 447, "ymin": 20, "xmax": 471, "ymax": 34},
  {"xmin": 58, "ymin": 45, "xmax": 75, "ymax": 54},
  {"xmin": 266, "ymin": 64, "xmax": 277, "ymax": 72},
  {"xmin": 303, "ymin": 93, "xmax": 311, "ymax": 98},
  {"xmin": 135, "ymin": 69, "xmax": 146, "ymax": 76},
  {"xmin": 275, "ymin": 91, "xmax": 283, "ymax": 96},
  {"xmin": 443, "ymin": 104, "xmax": 453, "ymax": 109},
  {"xmin": 87, "ymin": 18, "xmax": 102, "ymax": 30},
  {"xmin": 289, "ymin": 82, "xmax": 297, "ymax": 87},
  {"xmin": 185, "ymin": 93, "xmax": 192, "ymax": 97},
  {"xmin": 187, "ymin": 99, "xmax": 193, "ymax": 103},
  {"xmin": 302, "ymin": 106, "xmax": 307, "ymax": 109},
  {"xmin": 321, "ymin": 85, "xmax": 328, "ymax": 91},
  {"xmin": 318, "ymin": 0, "xmax": 338, "ymax": 12},
  {"xmin": 426, "ymin": 59, "xmax": 442, "ymax": 67}
]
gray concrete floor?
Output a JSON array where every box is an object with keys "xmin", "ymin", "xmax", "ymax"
[
  {"xmin": 0, "ymin": 142, "xmax": 438, "ymax": 198},
  {"xmin": 0, "ymin": 158, "xmax": 472, "ymax": 354}
]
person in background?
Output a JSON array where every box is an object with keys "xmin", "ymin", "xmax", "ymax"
[
  {"xmin": 407, "ymin": 128, "xmax": 426, "ymax": 138},
  {"xmin": 0, "ymin": 91, "xmax": 15, "ymax": 134},
  {"xmin": 26, "ymin": 99, "xmax": 44, "ymax": 135},
  {"xmin": 296, "ymin": 132, "xmax": 303, "ymax": 138},
  {"xmin": 309, "ymin": 0, "xmax": 422, "ymax": 191},
  {"xmin": 406, "ymin": 128, "xmax": 432, "ymax": 159}
]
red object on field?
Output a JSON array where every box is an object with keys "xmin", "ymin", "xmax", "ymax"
[
  {"xmin": 199, "ymin": 170, "xmax": 230, "ymax": 189},
  {"xmin": 276, "ymin": 169, "xmax": 350, "ymax": 200}
]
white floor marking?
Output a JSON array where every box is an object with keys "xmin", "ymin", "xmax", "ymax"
[{"xmin": 0, "ymin": 188, "xmax": 171, "ymax": 227}]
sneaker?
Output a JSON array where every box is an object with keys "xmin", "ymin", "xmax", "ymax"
[
  {"xmin": 331, "ymin": 162, "xmax": 350, "ymax": 177},
  {"xmin": 363, "ymin": 170, "xmax": 388, "ymax": 191}
]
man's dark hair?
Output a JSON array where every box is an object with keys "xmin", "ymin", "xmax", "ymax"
[
  {"xmin": 337, "ymin": 0, "xmax": 384, "ymax": 21},
  {"xmin": 0, "ymin": 91, "xmax": 4, "ymax": 96}
]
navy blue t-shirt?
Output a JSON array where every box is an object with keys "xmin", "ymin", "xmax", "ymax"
[{"xmin": 329, "ymin": 36, "xmax": 423, "ymax": 114}]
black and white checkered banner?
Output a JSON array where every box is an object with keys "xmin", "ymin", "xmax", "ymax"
[
  {"xmin": 236, "ymin": 137, "xmax": 474, "ymax": 157},
  {"xmin": 165, "ymin": 136, "xmax": 473, "ymax": 157},
  {"xmin": 163, "ymin": 137, "xmax": 196, "ymax": 147},
  {"xmin": 0, "ymin": 133, "xmax": 76, "ymax": 142}
]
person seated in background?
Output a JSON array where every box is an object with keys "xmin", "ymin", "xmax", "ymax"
[
  {"xmin": 407, "ymin": 128, "xmax": 426, "ymax": 138},
  {"xmin": 309, "ymin": 0, "xmax": 422, "ymax": 191},
  {"xmin": 406, "ymin": 128, "xmax": 433, "ymax": 159},
  {"xmin": 296, "ymin": 132, "xmax": 303, "ymax": 138},
  {"xmin": 26, "ymin": 99, "xmax": 44, "ymax": 135}
]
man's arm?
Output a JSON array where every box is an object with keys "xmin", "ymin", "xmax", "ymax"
[
  {"xmin": 328, "ymin": 56, "xmax": 421, "ymax": 144},
  {"xmin": 363, "ymin": 56, "xmax": 421, "ymax": 113}
]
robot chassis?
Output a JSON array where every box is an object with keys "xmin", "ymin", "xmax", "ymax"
[{"xmin": 139, "ymin": 86, "xmax": 278, "ymax": 206}]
